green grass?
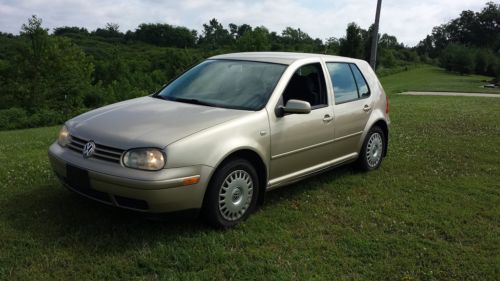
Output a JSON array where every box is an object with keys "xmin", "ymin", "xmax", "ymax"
[
  {"xmin": 381, "ymin": 65, "xmax": 500, "ymax": 94},
  {"xmin": 0, "ymin": 67, "xmax": 499, "ymax": 280}
]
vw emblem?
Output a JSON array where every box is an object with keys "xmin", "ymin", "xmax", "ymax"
[{"xmin": 82, "ymin": 141, "xmax": 96, "ymax": 158}]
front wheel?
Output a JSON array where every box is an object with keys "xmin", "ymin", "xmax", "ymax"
[
  {"xmin": 202, "ymin": 158, "xmax": 259, "ymax": 228},
  {"xmin": 357, "ymin": 126, "xmax": 385, "ymax": 171}
]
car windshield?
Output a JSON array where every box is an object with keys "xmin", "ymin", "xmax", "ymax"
[{"xmin": 156, "ymin": 59, "xmax": 286, "ymax": 110}]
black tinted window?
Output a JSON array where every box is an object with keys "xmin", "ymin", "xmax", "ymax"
[
  {"xmin": 326, "ymin": 63, "xmax": 358, "ymax": 104},
  {"xmin": 350, "ymin": 64, "xmax": 370, "ymax": 97},
  {"xmin": 282, "ymin": 63, "xmax": 327, "ymax": 108}
]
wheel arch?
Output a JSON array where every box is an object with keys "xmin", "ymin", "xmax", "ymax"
[
  {"xmin": 370, "ymin": 119, "xmax": 389, "ymax": 157},
  {"xmin": 205, "ymin": 148, "xmax": 268, "ymax": 207}
]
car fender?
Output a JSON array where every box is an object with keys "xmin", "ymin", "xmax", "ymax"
[
  {"xmin": 357, "ymin": 108, "xmax": 389, "ymax": 153},
  {"xmin": 165, "ymin": 110, "xmax": 270, "ymax": 178}
]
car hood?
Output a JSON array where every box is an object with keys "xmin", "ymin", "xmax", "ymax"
[{"xmin": 67, "ymin": 96, "xmax": 252, "ymax": 149}]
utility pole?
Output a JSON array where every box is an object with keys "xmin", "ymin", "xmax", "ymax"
[{"xmin": 370, "ymin": 0, "xmax": 382, "ymax": 70}]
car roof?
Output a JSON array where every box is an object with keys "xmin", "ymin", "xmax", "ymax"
[{"xmin": 209, "ymin": 52, "xmax": 363, "ymax": 65}]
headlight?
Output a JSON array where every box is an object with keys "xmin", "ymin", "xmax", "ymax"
[
  {"xmin": 58, "ymin": 125, "xmax": 71, "ymax": 147},
  {"xmin": 123, "ymin": 148, "xmax": 165, "ymax": 171}
]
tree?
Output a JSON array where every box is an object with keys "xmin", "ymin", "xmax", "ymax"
[
  {"xmin": 7, "ymin": 15, "xmax": 94, "ymax": 112},
  {"xmin": 237, "ymin": 26, "xmax": 271, "ymax": 51},
  {"xmin": 324, "ymin": 37, "xmax": 340, "ymax": 54},
  {"xmin": 229, "ymin": 23, "xmax": 252, "ymax": 39},
  {"xmin": 475, "ymin": 49, "xmax": 489, "ymax": 74},
  {"xmin": 105, "ymin": 23, "xmax": 120, "ymax": 34},
  {"xmin": 417, "ymin": 2, "xmax": 500, "ymax": 56},
  {"xmin": 280, "ymin": 27, "xmax": 318, "ymax": 51},
  {"xmin": 133, "ymin": 23, "xmax": 196, "ymax": 48},
  {"xmin": 20, "ymin": 15, "xmax": 48, "ymax": 67},
  {"xmin": 92, "ymin": 23, "xmax": 123, "ymax": 39},
  {"xmin": 339, "ymin": 23, "xmax": 364, "ymax": 59},
  {"xmin": 281, "ymin": 27, "xmax": 311, "ymax": 43},
  {"xmin": 476, "ymin": 2, "xmax": 500, "ymax": 51},
  {"xmin": 416, "ymin": 35, "xmax": 435, "ymax": 57},
  {"xmin": 17, "ymin": 15, "xmax": 49, "ymax": 110},
  {"xmin": 53, "ymin": 26, "xmax": 89, "ymax": 36},
  {"xmin": 198, "ymin": 18, "xmax": 233, "ymax": 49},
  {"xmin": 440, "ymin": 44, "xmax": 475, "ymax": 74},
  {"xmin": 379, "ymin": 34, "xmax": 399, "ymax": 49},
  {"xmin": 363, "ymin": 24, "xmax": 375, "ymax": 61}
]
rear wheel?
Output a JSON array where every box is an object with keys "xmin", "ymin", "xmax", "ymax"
[
  {"xmin": 358, "ymin": 126, "xmax": 385, "ymax": 171},
  {"xmin": 203, "ymin": 158, "xmax": 259, "ymax": 228}
]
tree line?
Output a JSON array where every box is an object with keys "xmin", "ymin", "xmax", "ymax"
[
  {"xmin": 417, "ymin": 2, "xmax": 500, "ymax": 75},
  {"xmin": 0, "ymin": 15, "xmax": 420, "ymax": 130},
  {"xmin": 0, "ymin": 2, "xmax": 497, "ymax": 130}
]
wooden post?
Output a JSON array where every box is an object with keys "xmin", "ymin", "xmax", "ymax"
[{"xmin": 370, "ymin": 0, "xmax": 382, "ymax": 70}]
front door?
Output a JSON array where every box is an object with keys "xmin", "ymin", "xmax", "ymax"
[{"xmin": 269, "ymin": 63, "xmax": 334, "ymax": 182}]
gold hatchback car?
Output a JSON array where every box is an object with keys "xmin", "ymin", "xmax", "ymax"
[{"xmin": 49, "ymin": 52, "xmax": 390, "ymax": 228}]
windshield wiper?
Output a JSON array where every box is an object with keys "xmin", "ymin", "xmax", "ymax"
[
  {"xmin": 152, "ymin": 94, "xmax": 166, "ymax": 100},
  {"xmin": 169, "ymin": 97, "xmax": 217, "ymax": 107}
]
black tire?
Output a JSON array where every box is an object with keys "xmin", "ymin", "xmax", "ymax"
[
  {"xmin": 202, "ymin": 158, "xmax": 259, "ymax": 228},
  {"xmin": 357, "ymin": 126, "xmax": 386, "ymax": 171}
]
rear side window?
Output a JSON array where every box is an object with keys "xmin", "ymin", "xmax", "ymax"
[
  {"xmin": 350, "ymin": 65, "xmax": 370, "ymax": 97},
  {"xmin": 326, "ymin": 63, "xmax": 371, "ymax": 104}
]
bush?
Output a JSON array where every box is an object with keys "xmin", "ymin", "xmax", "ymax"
[
  {"xmin": 487, "ymin": 57, "xmax": 500, "ymax": 79},
  {"xmin": 379, "ymin": 49, "xmax": 397, "ymax": 68},
  {"xmin": 440, "ymin": 44, "xmax": 475, "ymax": 74},
  {"xmin": 28, "ymin": 108, "xmax": 68, "ymax": 128},
  {"xmin": 376, "ymin": 63, "xmax": 425, "ymax": 77},
  {"xmin": 0, "ymin": 107, "xmax": 87, "ymax": 131},
  {"xmin": 475, "ymin": 50, "xmax": 489, "ymax": 74},
  {"xmin": 0, "ymin": 108, "xmax": 29, "ymax": 130}
]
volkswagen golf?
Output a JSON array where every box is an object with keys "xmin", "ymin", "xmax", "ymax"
[{"xmin": 49, "ymin": 52, "xmax": 390, "ymax": 228}]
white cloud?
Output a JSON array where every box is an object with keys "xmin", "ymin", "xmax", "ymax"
[{"xmin": 0, "ymin": 0, "xmax": 487, "ymax": 46}]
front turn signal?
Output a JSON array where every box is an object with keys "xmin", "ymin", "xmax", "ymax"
[{"xmin": 182, "ymin": 176, "xmax": 200, "ymax": 186}]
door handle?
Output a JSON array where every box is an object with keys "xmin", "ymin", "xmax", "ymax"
[
  {"xmin": 323, "ymin": 115, "xmax": 334, "ymax": 122},
  {"xmin": 363, "ymin": 104, "xmax": 372, "ymax": 112}
]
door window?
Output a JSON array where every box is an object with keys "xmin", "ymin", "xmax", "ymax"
[
  {"xmin": 327, "ymin": 63, "xmax": 370, "ymax": 104},
  {"xmin": 282, "ymin": 63, "xmax": 327, "ymax": 108}
]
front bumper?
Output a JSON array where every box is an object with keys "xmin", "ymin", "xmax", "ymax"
[{"xmin": 48, "ymin": 142, "xmax": 213, "ymax": 213}]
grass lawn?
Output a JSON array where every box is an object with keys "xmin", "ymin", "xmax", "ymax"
[
  {"xmin": 0, "ymin": 67, "xmax": 499, "ymax": 280},
  {"xmin": 381, "ymin": 65, "xmax": 500, "ymax": 94}
]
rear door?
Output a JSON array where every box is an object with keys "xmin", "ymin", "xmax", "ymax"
[{"xmin": 326, "ymin": 62, "xmax": 373, "ymax": 158}]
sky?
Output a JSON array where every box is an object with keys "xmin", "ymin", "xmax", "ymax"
[{"xmin": 0, "ymin": 0, "xmax": 487, "ymax": 46}]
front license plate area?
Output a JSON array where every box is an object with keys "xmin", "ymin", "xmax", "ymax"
[{"xmin": 66, "ymin": 164, "xmax": 90, "ymax": 190}]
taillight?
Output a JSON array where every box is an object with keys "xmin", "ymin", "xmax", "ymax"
[{"xmin": 385, "ymin": 95, "xmax": 389, "ymax": 114}]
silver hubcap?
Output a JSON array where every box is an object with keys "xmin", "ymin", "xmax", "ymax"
[
  {"xmin": 366, "ymin": 132, "xmax": 383, "ymax": 167},
  {"xmin": 218, "ymin": 170, "xmax": 254, "ymax": 221}
]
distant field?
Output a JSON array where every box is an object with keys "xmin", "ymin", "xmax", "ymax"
[
  {"xmin": 381, "ymin": 65, "xmax": 500, "ymax": 94},
  {"xmin": 0, "ymin": 67, "xmax": 499, "ymax": 280}
]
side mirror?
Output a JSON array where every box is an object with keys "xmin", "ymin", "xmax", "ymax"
[
  {"xmin": 276, "ymin": 99, "xmax": 312, "ymax": 117},
  {"xmin": 284, "ymin": 99, "xmax": 311, "ymax": 114}
]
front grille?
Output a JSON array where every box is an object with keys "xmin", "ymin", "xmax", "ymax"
[{"xmin": 68, "ymin": 135, "xmax": 124, "ymax": 164}]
